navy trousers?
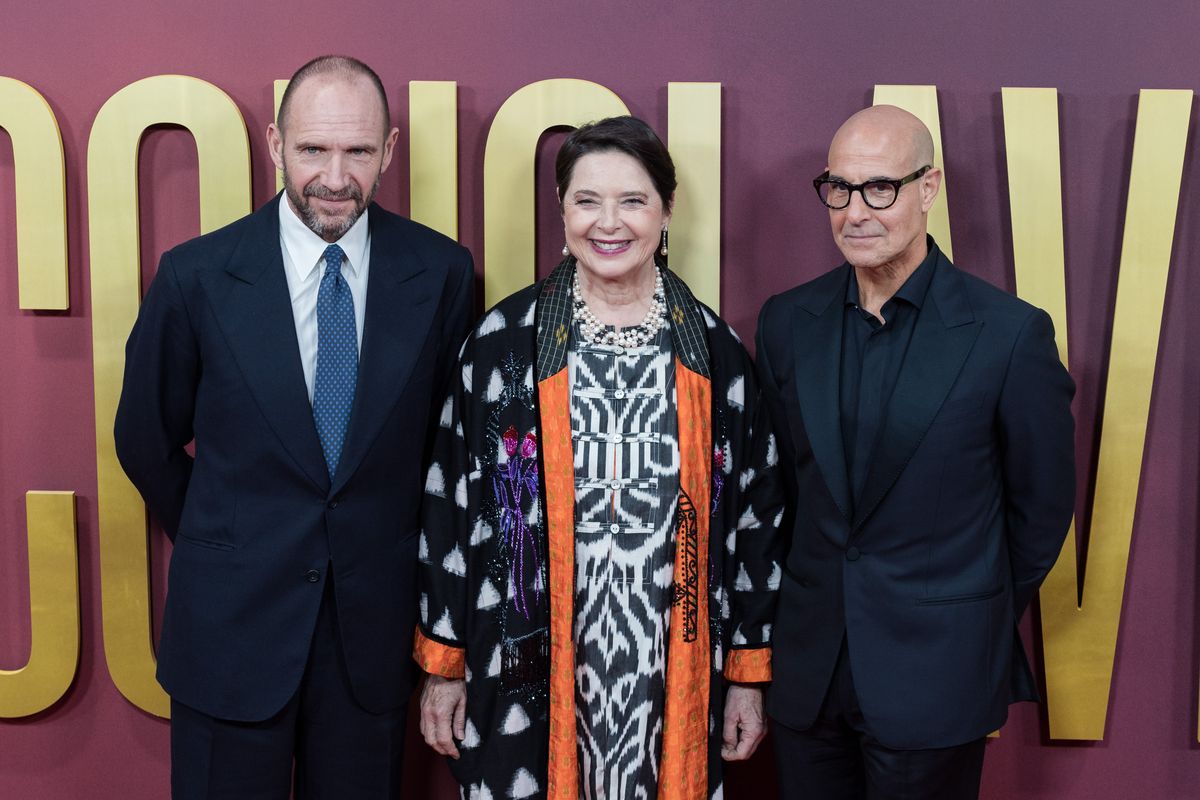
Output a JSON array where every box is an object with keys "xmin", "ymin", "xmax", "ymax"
[
  {"xmin": 170, "ymin": 574, "xmax": 409, "ymax": 800},
  {"xmin": 772, "ymin": 638, "xmax": 986, "ymax": 800}
]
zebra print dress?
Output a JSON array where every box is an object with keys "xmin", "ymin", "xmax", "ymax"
[
  {"xmin": 568, "ymin": 322, "xmax": 679, "ymax": 800},
  {"xmin": 414, "ymin": 260, "xmax": 784, "ymax": 800}
]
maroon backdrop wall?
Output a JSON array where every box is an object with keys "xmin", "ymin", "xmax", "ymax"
[{"xmin": 2, "ymin": 1, "xmax": 1199, "ymax": 797}]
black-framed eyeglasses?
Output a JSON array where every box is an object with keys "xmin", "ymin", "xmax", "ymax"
[{"xmin": 812, "ymin": 165, "xmax": 932, "ymax": 210}]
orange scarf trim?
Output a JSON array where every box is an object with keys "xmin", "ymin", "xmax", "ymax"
[{"xmin": 540, "ymin": 360, "xmax": 713, "ymax": 800}]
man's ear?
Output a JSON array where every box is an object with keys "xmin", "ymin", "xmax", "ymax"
[
  {"xmin": 919, "ymin": 167, "xmax": 942, "ymax": 213},
  {"xmin": 379, "ymin": 126, "xmax": 401, "ymax": 174},
  {"xmin": 267, "ymin": 123, "xmax": 285, "ymax": 172}
]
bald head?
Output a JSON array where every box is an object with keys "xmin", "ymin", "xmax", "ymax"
[
  {"xmin": 266, "ymin": 55, "xmax": 400, "ymax": 243},
  {"xmin": 822, "ymin": 105, "xmax": 942, "ymax": 275},
  {"xmin": 829, "ymin": 105, "xmax": 934, "ymax": 174},
  {"xmin": 277, "ymin": 55, "xmax": 390, "ymax": 138}
]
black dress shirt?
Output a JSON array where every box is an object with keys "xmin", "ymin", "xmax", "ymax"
[{"xmin": 839, "ymin": 246, "xmax": 937, "ymax": 511}]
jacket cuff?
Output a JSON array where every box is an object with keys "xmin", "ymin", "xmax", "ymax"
[
  {"xmin": 413, "ymin": 627, "xmax": 466, "ymax": 679},
  {"xmin": 724, "ymin": 646, "xmax": 772, "ymax": 683}
]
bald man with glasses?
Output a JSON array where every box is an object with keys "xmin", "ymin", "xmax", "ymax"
[{"xmin": 755, "ymin": 105, "xmax": 1075, "ymax": 799}]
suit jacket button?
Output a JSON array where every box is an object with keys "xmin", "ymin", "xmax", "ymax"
[
  {"xmin": 327, "ymin": 499, "xmax": 339, "ymax": 509},
  {"xmin": 305, "ymin": 569, "xmax": 321, "ymax": 583},
  {"xmin": 846, "ymin": 546, "xmax": 861, "ymax": 562}
]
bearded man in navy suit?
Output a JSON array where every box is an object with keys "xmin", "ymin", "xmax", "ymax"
[
  {"xmin": 756, "ymin": 105, "xmax": 1074, "ymax": 800},
  {"xmin": 115, "ymin": 55, "xmax": 473, "ymax": 799}
]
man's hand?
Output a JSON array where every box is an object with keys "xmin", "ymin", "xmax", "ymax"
[
  {"xmin": 721, "ymin": 684, "xmax": 766, "ymax": 761},
  {"xmin": 419, "ymin": 674, "xmax": 467, "ymax": 758}
]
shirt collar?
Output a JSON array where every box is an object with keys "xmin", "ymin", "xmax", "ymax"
[
  {"xmin": 844, "ymin": 235, "xmax": 938, "ymax": 311},
  {"xmin": 278, "ymin": 195, "xmax": 370, "ymax": 281}
]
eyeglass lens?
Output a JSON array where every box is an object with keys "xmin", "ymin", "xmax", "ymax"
[{"xmin": 818, "ymin": 181, "xmax": 898, "ymax": 209}]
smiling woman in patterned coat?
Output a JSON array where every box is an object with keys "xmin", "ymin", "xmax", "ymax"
[{"xmin": 414, "ymin": 116, "xmax": 784, "ymax": 800}]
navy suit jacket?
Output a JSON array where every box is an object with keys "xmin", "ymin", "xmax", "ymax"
[
  {"xmin": 756, "ymin": 242, "xmax": 1074, "ymax": 749},
  {"xmin": 115, "ymin": 194, "xmax": 474, "ymax": 722}
]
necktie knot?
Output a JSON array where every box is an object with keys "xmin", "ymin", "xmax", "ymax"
[{"xmin": 322, "ymin": 244, "xmax": 345, "ymax": 279}]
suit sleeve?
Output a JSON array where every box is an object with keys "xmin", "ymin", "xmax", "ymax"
[
  {"xmin": 113, "ymin": 251, "xmax": 199, "ymax": 541},
  {"xmin": 997, "ymin": 307, "xmax": 1076, "ymax": 617},
  {"xmin": 423, "ymin": 246, "xmax": 476, "ymax": 467}
]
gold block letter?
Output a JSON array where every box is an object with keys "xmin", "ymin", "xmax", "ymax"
[
  {"xmin": 0, "ymin": 492, "xmax": 79, "ymax": 717},
  {"xmin": 1002, "ymin": 88, "xmax": 1069, "ymax": 364},
  {"xmin": 0, "ymin": 77, "xmax": 68, "ymax": 310},
  {"xmin": 1027, "ymin": 89, "xmax": 1192, "ymax": 740},
  {"xmin": 872, "ymin": 85, "xmax": 953, "ymax": 260},
  {"xmin": 410, "ymin": 81, "xmax": 458, "ymax": 240},
  {"xmin": 88, "ymin": 75, "xmax": 252, "ymax": 718},
  {"xmin": 274, "ymin": 79, "xmax": 288, "ymax": 193},
  {"xmin": 667, "ymin": 83, "xmax": 721, "ymax": 311},
  {"xmin": 483, "ymin": 79, "xmax": 628, "ymax": 306}
]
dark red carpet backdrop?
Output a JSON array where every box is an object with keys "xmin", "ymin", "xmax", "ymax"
[{"xmin": 2, "ymin": 1, "xmax": 1200, "ymax": 797}]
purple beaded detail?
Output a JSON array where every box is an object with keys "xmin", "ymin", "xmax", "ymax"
[
  {"xmin": 711, "ymin": 444, "xmax": 727, "ymax": 515},
  {"xmin": 493, "ymin": 424, "xmax": 542, "ymax": 617}
]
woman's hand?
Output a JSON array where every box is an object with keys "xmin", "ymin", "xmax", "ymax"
[
  {"xmin": 419, "ymin": 674, "xmax": 467, "ymax": 758},
  {"xmin": 721, "ymin": 684, "xmax": 767, "ymax": 761}
]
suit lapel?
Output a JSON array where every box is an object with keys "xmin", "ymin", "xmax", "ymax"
[
  {"xmin": 331, "ymin": 208, "xmax": 443, "ymax": 495},
  {"xmin": 792, "ymin": 266, "xmax": 853, "ymax": 520},
  {"xmin": 203, "ymin": 195, "xmax": 330, "ymax": 493},
  {"xmin": 852, "ymin": 253, "xmax": 982, "ymax": 531}
]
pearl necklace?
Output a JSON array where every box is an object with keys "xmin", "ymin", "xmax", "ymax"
[{"xmin": 572, "ymin": 268, "xmax": 668, "ymax": 349}]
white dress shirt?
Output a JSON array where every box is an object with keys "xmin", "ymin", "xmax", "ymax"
[{"xmin": 278, "ymin": 198, "xmax": 371, "ymax": 403}]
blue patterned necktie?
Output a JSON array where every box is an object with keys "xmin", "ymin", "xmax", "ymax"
[{"xmin": 312, "ymin": 244, "xmax": 358, "ymax": 477}]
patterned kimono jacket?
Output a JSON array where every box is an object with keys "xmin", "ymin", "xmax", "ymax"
[{"xmin": 415, "ymin": 259, "xmax": 783, "ymax": 800}]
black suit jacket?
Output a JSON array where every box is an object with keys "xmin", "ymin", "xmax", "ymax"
[
  {"xmin": 756, "ymin": 242, "xmax": 1074, "ymax": 749},
  {"xmin": 114, "ymin": 194, "xmax": 474, "ymax": 721}
]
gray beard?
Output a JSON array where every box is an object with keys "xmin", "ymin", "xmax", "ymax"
[{"xmin": 284, "ymin": 169, "xmax": 381, "ymax": 242}]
